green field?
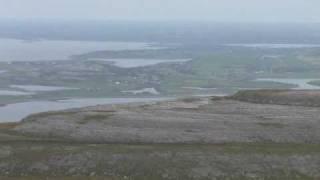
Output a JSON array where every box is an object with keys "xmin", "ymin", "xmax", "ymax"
[{"xmin": 1, "ymin": 46, "xmax": 320, "ymax": 104}]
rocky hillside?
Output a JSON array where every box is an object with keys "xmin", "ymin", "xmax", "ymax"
[
  {"xmin": 1, "ymin": 90, "xmax": 320, "ymax": 179},
  {"xmin": 14, "ymin": 91, "xmax": 320, "ymax": 144}
]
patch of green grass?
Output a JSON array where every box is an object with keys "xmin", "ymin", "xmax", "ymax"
[
  {"xmin": 78, "ymin": 113, "xmax": 115, "ymax": 124},
  {"xmin": 257, "ymin": 122, "xmax": 286, "ymax": 128},
  {"xmin": 0, "ymin": 174, "xmax": 316, "ymax": 180},
  {"xmin": 216, "ymin": 171, "xmax": 315, "ymax": 180},
  {"xmin": 23, "ymin": 111, "xmax": 79, "ymax": 121},
  {"xmin": 0, "ymin": 176, "xmax": 120, "ymax": 180},
  {"xmin": 180, "ymin": 97, "xmax": 202, "ymax": 103},
  {"xmin": 220, "ymin": 143, "xmax": 320, "ymax": 155},
  {"xmin": 1, "ymin": 142, "xmax": 320, "ymax": 179}
]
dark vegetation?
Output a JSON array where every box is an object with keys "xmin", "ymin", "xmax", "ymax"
[{"xmin": 232, "ymin": 89, "xmax": 320, "ymax": 106}]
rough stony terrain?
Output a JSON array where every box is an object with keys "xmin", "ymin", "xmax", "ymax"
[
  {"xmin": 14, "ymin": 95, "xmax": 320, "ymax": 144},
  {"xmin": 1, "ymin": 90, "xmax": 320, "ymax": 179}
]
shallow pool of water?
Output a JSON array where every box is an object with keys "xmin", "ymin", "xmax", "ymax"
[
  {"xmin": 10, "ymin": 85, "xmax": 78, "ymax": 92},
  {"xmin": 89, "ymin": 58, "xmax": 191, "ymax": 68},
  {"xmin": 0, "ymin": 90, "xmax": 34, "ymax": 96}
]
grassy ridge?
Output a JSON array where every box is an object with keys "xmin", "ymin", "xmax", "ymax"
[{"xmin": 231, "ymin": 89, "xmax": 320, "ymax": 107}]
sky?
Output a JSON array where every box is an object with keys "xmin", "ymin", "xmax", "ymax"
[{"xmin": 0, "ymin": 0, "xmax": 319, "ymax": 23}]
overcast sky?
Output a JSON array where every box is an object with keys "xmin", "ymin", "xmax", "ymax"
[{"xmin": 0, "ymin": 0, "xmax": 319, "ymax": 23}]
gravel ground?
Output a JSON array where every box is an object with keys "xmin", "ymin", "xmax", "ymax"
[{"xmin": 14, "ymin": 95, "xmax": 320, "ymax": 144}]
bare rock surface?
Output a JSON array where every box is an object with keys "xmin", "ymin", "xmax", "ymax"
[{"xmin": 14, "ymin": 93, "xmax": 320, "ymax": 144}]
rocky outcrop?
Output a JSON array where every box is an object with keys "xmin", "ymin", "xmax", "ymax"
[{"xmin": 14, "ymin": 92, "xmax": 320, "ymax": 144}]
